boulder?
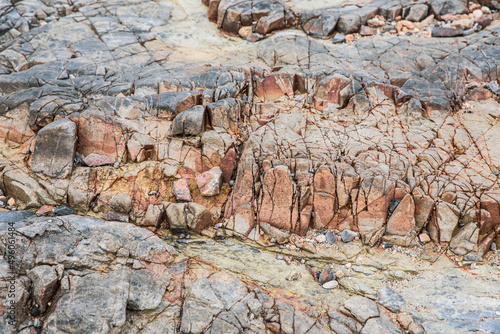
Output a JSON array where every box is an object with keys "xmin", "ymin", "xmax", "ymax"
[
  {"xmin": 406, "ymin": 4, "xmax": 429, "ymax": 21},
  {"xmin": 165, "ymin": 202, "xmax": 212, "ymax": 233},
  {"xmin": 170, "ymin": 105, "xmax": 211, "ymax": 136},
  {"xmin": 109, "ymin": 193, "xmax": 132, "ymax": 214},
  {"xmin": 31, "ymin": 118, "xmax": 77, "ymax": 178}
]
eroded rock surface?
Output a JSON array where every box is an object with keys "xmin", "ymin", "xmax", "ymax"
[{"xmin": 0, "ymin": 0, "xmax": 499, "ymax": 333}]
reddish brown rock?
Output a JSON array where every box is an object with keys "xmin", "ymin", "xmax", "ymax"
[
  {"xmin": 172, "ymin": 178, "xmax": 192, "ymax": 202},
  {"xmin": 258, "ymin": 165, "xmax": 298, "ymax": 231},
  {"xmin": 356, "ymin": 176, "xmax": 394, "ymax": 246},
  {"xmin": 313, "ymin": 166, "xmax": 336, "ymax": 228},
  {"xmin": 359, "ymin": 25, "xmax": 377, "ymax": 36},
  {"xmin": 219, "ymin": 148, "xmax": 237, "ymax": 183},
  {"xmin": 254, "ymin": 72, "xmax": 304, "ymax": 101},
  {"xmin": 386, "ymin": 194, "xmax": 416, "ymax": 235},
  {"xmin": 480, "ymin": 192, "xmax": 500, "ymax": 227},
  {"xmin": 196, "ymin": 166, "xmax": 223, "ymax": 197},
  {"xmin": 36, "ymin": 205, "xmax": 55, "ymax": 216},
  {"xmin": 224, "ymin": 153, "xmax": 258, "ymax": 219},
  {"xmin": 83, "ymin": 153, "xmax": 116, "ymax": 167},
  {"xmin": 315, "ymin": 73, "xmax": 351, "ymax": 105},
  {"xmin": 299, "ymin": 205, "xmax": 313, "ymax": 236},
  {"xmin": 77, "ymin": 110, "xmax": 127, "ymax": 161},
  {"xmin": 318, "ymin": 269, "xmax": 335, "ymax": 285}
]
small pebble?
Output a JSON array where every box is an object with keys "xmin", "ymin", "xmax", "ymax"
[
  {"xmin": 316, "ymin": 234, "xmax": 326, "ymax": 243},
  {"xmin": 326, "ymin": 231, "xmax": 336, "ymax": 244},
  {"xmin": 322, "ymin": 280, "xmax": 339, "ymax": 289},
  {"xmin": 276, "ymin": 254, "xmax": 284, "ymax": 260}
]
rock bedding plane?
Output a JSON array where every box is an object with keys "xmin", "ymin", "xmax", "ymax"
[{"xmin": 0, "ymin": 0, "xmax": 499, "ymax": 333}]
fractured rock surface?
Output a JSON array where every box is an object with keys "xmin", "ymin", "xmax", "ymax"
[{"xmin": 0, "ymin": 0, "xmax": 499, "ymax": 332}]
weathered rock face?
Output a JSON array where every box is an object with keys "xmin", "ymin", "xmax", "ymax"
[
  {"xmin": 0, "ymin": 0, "xmax": 498, "ymax": 259},
  {"xmin": 30, "ymin": 118, "xmax": 77, "ymax": 178},
  {"xmin": 0, "ymin": 3, "xmax": 499, "ymax": 333}
]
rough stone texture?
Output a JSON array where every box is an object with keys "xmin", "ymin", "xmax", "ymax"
[
  {"xmin": 30, "ymin": 118, "xmax": 76, "ymax": 178},
  {"xmin": 344, "ymin": 295, "xmax": 380, "ymax": 322},
  {"xmin": 196, "ymin": 166, "xmax": 223, "ymax": 196},
  {"xmin": 108, "ymin": 193, "xmax": 133, "ymax": 214},
  {"xmin": 173, "ymin": 178, "xmax": 193, "ymax": 202},
  {"xmin": 386, "ymin": 194, "xmax": 416, "ymax": 236},
  {"xmin": 27, "ymin": 265, "xmax": 60, "ymax": 313},
  {"xmin": 0, "ymin": 1, "xmax": 499, "ymax": 332}
]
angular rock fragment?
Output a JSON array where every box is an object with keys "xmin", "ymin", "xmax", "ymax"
[
  {"xmin": 258, "ymin": 165, "xmax": 299, "ymax": 232},
  {"xmin": 386, "ymin": 194, "xmax": 416, "ymax": 236},
  {"xmin": 196, "ymin": 166, "xmax": 223, "ymax": 196},
  {"xmin": 406, "ymin": 4, "xmax": 429, "ymax": 21},
  {"xmin": 27, "ymin": 265, "xmax": 60, "ymax": 313},
  {"xmin": 172, "ymin": 178, "xmax": 192, "ymax": 202}
]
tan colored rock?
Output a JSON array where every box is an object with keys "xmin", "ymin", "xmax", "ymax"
[
  {"xmin": 142, "ymin": 204, "xmax": 165, "ymax": 227},
  {"xmin": 109, "ymin": 193, "xmax": 132, "ymax": 214},
  {"xmin": 449, "ymin": 223, "xmax": 479, "ymax": 255},
  {"xmin": 238, "ymin": 26, "xmax": 252, "ymax": 39},
  {"xmin": 419, "ymin": 233, "xmax": 431, "ymax": 243},
  {"xmin": 430, "ymin": 202, "xmax": 459, "ymax": 243}
]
